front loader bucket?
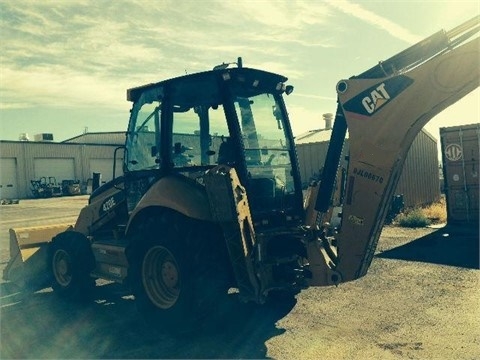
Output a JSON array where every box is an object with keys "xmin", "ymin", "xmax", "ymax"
[{"xmin": 3, "ymin": 224, "xmax": 72, "ymax": 289}]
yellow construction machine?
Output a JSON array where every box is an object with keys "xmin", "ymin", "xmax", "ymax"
[{"xmin": 3, "ymin": 16, "xmax": 479, "ymax": 333}]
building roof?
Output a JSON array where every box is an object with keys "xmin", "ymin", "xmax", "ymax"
[
  {"xmin": 63, "ymin": 132, "xmax": 126, "ymax": 145},
  {"xmin": 295, "ymin": 128, "xmax": 333, "ymax": 144},
  {"xmin": 295, "ymin": 126, "xmax": 435, "ymax": 145}
]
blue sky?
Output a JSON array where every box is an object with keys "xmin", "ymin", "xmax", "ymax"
[{"xmin": 0, "ymin": 0, "xmax": 479, "ymax": 144}]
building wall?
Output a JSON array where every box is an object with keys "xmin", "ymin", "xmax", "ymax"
[
  {"xmin": 0, "ymin": 141, "xmax": 123, "ymax": 199},
  {"xmin": 296, "ymin": 141, "xmax": 350, "ymax": 188},
  {"xmin": 295, "ymin": 129, "xmax": 440, "ymax": 208},
  {"xmin": 395, "ymin": 130, "xmax": 440, "ymax": 207}
]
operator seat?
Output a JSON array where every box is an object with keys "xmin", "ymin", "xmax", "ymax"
[{"xmin": 217, "ymin": 138, "xmax": 235, "ymax": 165}]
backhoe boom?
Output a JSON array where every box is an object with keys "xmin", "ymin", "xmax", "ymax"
[{"xmin": 308, "ymin": 18, "xmax": 479, "ymax": 285}]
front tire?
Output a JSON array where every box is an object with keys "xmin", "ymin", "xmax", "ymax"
[{"xmin": 49, "ymin": 232, "xmax": 95, "ymax": 301}]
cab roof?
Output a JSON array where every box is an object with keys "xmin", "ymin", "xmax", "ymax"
[{"xmin": 126, "ymin": 67, "xmax": 288, "ymax": 103}]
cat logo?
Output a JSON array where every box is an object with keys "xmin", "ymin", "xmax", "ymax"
[
  {"xmin": 342, "ymin": 75, "xmax": 414, "ymax": 117},
  {"xmin": 362, "ymin": 83, "xmax": 390, "ymax": 114}
]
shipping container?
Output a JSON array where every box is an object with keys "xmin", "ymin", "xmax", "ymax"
[{"xmin": 441, "ymin": 123, "xmax": 479, "ymax": 226}]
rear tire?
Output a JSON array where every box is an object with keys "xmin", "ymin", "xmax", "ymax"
[
  {"xmin": 128, "ymin": 210, "xmax": 231, "ymax": 334},
  {"xmin": 49, "ymin": 232, "xmax": 95, "ymax": 301}
]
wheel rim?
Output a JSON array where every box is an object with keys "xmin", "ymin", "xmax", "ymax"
[
  {"xmin": 142, "ymin": 245, "xmax": 180, "ymax": 309},
  {"xmin": 52, "ymin": 249, "xmax": 72, "ymax": 287}
]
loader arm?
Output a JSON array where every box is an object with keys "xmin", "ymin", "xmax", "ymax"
[{"xmin": 308, "ymin": 17, "xmax": 480, "ymax": 285}]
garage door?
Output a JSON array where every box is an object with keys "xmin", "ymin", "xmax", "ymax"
[
  {"xmin": 34, "ymin": 158, "xmax": 75, "ymax": 185},
  {"xmin": 89, "ymin": 158, "xmax": 123, "ymax": 184},
  {"xmin": 0, "ymin": 158, "xmax": 18, "ymax": 199}
]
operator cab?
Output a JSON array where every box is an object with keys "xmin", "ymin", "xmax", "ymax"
[{"xmin": 124, "ymin": 63, "xmax": 304, "ymax": 225}]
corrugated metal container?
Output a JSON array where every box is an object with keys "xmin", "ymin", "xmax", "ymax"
[
  {"xmin": 296, "ymin": 128, "xmax": 440, "ymax": 207},
  {"xmin": 440, "ymin": 123, "xmax": 479, "ymax": 226}
]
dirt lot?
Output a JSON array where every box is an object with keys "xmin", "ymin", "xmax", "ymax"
[{"xmin": 0, "ymin": 196, "xmax": 479, "ymax": 359}]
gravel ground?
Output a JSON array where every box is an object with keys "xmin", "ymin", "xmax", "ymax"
[{"xmin": 0, "ymin": 196, "xmax": 479, "ymax": 359}]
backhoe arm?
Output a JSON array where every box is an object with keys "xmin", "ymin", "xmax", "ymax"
[{"xmin": 308, "ymin": 17, "xmax": 479, "ymax": 285}]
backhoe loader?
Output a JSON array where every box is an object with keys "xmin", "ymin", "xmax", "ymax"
[{"xmin": 3, "ymin": 16, "xmax": 479, "ymax": 333}]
